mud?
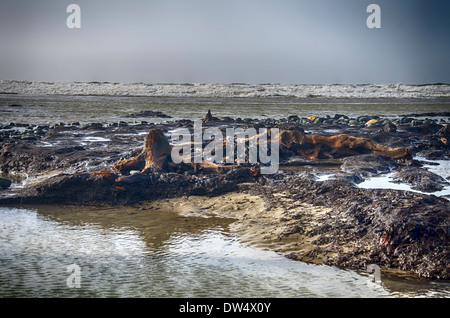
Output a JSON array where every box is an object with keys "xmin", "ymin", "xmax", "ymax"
[{"xmin": 1, "ymin": 113, "xmax": 449, "ymax": 279}]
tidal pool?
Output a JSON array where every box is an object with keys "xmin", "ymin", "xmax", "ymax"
[{"xmin": 0, "ymin": 205, "xmax": 449, "ymax": 298}]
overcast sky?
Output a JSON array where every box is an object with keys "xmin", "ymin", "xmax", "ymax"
[{"xmin": 0, "ymin": 0, "xmax": 449, "ymax": 84}]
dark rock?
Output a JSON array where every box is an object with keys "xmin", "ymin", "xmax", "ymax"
[
  {"xmin": 21, "ymin": 135, "xmax": 38, "ymax": 141},
  {"xmin": 1, "ymin": 113, "xmax": 449, "ymax": 280},
  {"xmin": 81, "ymin": 123, "xmax": 104, "ymax": 130},
  {"xmin": 392, "ymin": 167, "xmax": 449, "ymax": 192},
  {"xmin": 124, "ymin": 110, "xmax": 172, "ymax": 119},
  {"xmin": 0, "ymin": 177, "xmax": 12, "ymax": 189},
  {"xmin": 0, "ymin": 164, "xmax": 258, "ymax": 205},
  {"xmin": 334, "ymin": 114, "xmax": 349, "ymax": 120},
  {"xmin": 249, "ymin": 174, "xmax": 450, "ymax": 280},
  {"xmin": 436, "ymin": 124, "xmax": 450, "ymax": 146},
  {"xmin": 219, "ymin": 116, "xmax": 235, "ymax": 123},
  {"xmin": 383, "ymin": 122, "xmax": 397, "ymax": 133},
  {"xmin": 357, "ymin": 116, "xmax": 371, "ymax": 123},
  {"xmin": 416, "ymin": 148, "xmax": 449, "ymax": 160},
  {"xmin": 54, "ymin": 146, "xmax": 86, "ymax": 155},
  {"xmin": 16, "ymin": 123, "xmax": 30, "ymax": 127},
  {"xmin": 400, "ymin": 117, "xmax": 414, "ymax": 124},
  {"xmin": 341, "ymin": 154, "xmax": 398, "ymax": 179},
  {"xmin": 403, "ymin": 112, "xmax": 450, "ymax": 118},
  {"xmin": 203, "ymin": 110, "xmax": 218, "ymax": 123},
  {"xmin": 288, "ymin": 115, "xmax": 300, "ymax": 122},
  {"xmin": 401, "ymin": 119, "xmax": 442, "ymax": 134}
]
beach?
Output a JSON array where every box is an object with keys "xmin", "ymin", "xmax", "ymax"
[{"xmin": 0, "ymin": 81, "xmax": 449, "ymax": 297}]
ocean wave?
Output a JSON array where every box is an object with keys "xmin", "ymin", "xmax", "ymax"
[{"xmin": 1, "ymin": 80, "xmax": 449, "ymax": 99}]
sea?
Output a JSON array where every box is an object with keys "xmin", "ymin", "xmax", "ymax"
[
  {"xmin": 1, "ymin": 80, "xmax": 450, "ymax": 124},
  {"xmin": 0, "ymin": 80, "xmax": 449, "ymax": 298}
]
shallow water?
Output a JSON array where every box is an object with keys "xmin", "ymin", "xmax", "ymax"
[
  {"xmin": 357, "ymin": 157, "xmax": 450, "ymax": 199},
  {"xmin": 1, "ymin": 94, "xmax": 449, "ymax": 126},
  {"xmin": 0, "ymin": 205, "xmax": 449, "ymax": 298}
]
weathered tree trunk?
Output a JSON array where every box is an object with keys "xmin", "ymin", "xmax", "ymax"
[
  {"xmin": 280, "ymin": 129, "xmax": 411, "ymax": 160},
  {"xmin": 113, "ymin": 129, "xmax": 172, "ymax": 174},
  {"xmin": 436, "ymin": 124, "xmax": 449, "ymax": 146},
  {"xmin": 113, "ymin": 126, "xmax": 411, "ymax": 176},
  {"xmin": 204, "ymin": 109, "xmax": 213, "ymax": 123}
]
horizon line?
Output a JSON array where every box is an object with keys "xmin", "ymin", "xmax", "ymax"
[{"xmin": 1, "ymin": 79, "xmax": 450, "ymax": 87}]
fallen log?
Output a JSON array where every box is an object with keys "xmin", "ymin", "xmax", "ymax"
[
  {"xmin": 112, "ymin": 128, "xmax": 244, "ymax": 175},
  {"xmin": 113, "ymin": 125, "xmax": 411, "ymax": 176},
  {"xmin": 280, "ymin": 129, "xmax": 411, "ymax": 160}
]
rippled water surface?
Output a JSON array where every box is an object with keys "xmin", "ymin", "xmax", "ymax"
[
  {"xmin": 1, "ymin": 94, "xmax": 449, "ymax": 125},
  {"xmin": 1, "ymin": 205, "xmax": 449, "ymax": 298}
]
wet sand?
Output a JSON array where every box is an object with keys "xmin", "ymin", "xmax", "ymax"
[
  {"xmin": 1, "ymin": 104, "xmax": 449, "ymax": 280},
  {"xmin": 140, "ymin": 189, "xmax": 335, "ymax": 266}
]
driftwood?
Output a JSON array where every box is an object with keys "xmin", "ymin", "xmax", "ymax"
[
  {"xmin": 204, "ymin": 109, "xmax": 213, "ymax": 123},
  {"xmin": 112, "ymin": 128, "xmax": 242, "ymax": 175},
  {"xmin": 112, "ymin": 129, "xmax": 172, "ymax": 173},
  {"xmin": 280, "ymin": 129, "xmax": 411, "ymax": 160},
  {"xmin": 113, "ymin": 125, "xmax": 411, "ymax": 175},
  {"xmin": 436, "ymin": 124, "xmax": 449, "ymax": 146}
]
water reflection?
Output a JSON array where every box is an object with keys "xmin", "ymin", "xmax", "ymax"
[{"xmin": 0, "ymin": 206, "xmax": 449, "ymax": 298}]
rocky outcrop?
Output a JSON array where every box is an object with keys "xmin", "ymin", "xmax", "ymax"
[
  {"xmin": 0, "ymin": 128, "xmax": 260, "ymax": 205},
  {"xmin": 392, "ymin": 167, "xmax": 449, "ymax": 192},
  {"xmin": 124, "ymin": 110, "xmax": 172, "ymax": 119},
  {"xmin": 203, "ymin": 109, "xmax": 219, "ymax": 123},
  {"xmin": 0, "ymin": 112, "xmax": 448, "ymax": 280},
  {"xmin": 1, "ymin": 165, "xmax": 257, "ymax": 205},
  {"xmin": 251, "ymin": 174, "xmax": 450, "ymax": 280},
  {"xmin": 1, "ymin": 143, "xmax": 89, "ymax": 175},
  {"xmin": 341, "ymin": 154, "xmax": 399, "ymax": 179}
]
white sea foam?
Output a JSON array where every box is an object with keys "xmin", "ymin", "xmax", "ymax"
[{"xmin": 1, "ymin": 80, "xmax": 449, "ymax": 99}]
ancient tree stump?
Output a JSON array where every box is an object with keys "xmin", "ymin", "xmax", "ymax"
[{"xmin": 113, "ymin": 129, "xmax": 172, "ymax": 174}]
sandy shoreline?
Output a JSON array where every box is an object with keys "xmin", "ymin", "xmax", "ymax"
[{"xmin": 140, "ymin": 188, "xmax": 335, "ymax": 266}]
